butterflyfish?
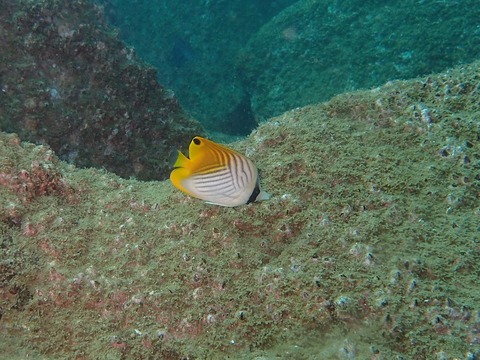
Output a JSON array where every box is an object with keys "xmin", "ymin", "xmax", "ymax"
[{"xmin": 170, "ymin": 136, "xmax": 270, "ymax": 207}]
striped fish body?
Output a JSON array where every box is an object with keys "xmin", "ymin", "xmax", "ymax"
[{"xmin": 170, "ymin": 136, "xmax": 269, "ymax": 207}]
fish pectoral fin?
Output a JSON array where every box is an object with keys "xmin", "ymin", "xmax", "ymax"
[{"xmin": 173, "ymin": 150, "xmax": 190, "ymax": 169}]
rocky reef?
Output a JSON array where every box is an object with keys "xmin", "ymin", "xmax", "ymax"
[
  {"xmin": 1, "ymin": 60, "xmax": 479, "ymax": 358},
  {"xmin": 240, "ymin": 0, "xmax": 480, "ymax": 121},
  {"xmin": 106, "ymin": 0, "xmax": 480, "ymax": 136},
  {"xmin": 0, "ymin": 0, "xmax": 202, "ymax": 181}
]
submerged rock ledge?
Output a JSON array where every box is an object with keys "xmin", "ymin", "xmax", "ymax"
[
  {"xmin": 0, "ymin": 0, "xmax": 202, "ymax": 181},
  {"xmin": 0, "ymin": 61, "xmax": 479, "ymax": 359}
]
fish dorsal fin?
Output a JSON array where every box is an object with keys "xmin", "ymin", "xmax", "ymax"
[{"xmin": 188, "ymin": 136, "xmax": 234, "ymax": 173}]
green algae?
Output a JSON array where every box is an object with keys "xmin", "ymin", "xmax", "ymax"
[{"xmin": 1, "ymin": 61, "xmax": 480, "ymax": 359}]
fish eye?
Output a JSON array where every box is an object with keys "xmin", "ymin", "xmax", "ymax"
[{"xmin": 193, "ymin": 138, "xmax": 201, "ymax": 145}]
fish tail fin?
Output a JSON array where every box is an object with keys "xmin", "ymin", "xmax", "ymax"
[{"xmin": 173, "ymin": 150, "xmax": 190, "ymax": 169}]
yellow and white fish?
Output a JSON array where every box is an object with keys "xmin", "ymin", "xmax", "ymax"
[{"xmin": 170, "ymin": 136, "xmax": 270, "ymax": 207}]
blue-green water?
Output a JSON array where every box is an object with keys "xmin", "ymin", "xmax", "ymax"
[{"xmin": 107, "ymin": 0, "xmax": 480, "ymax": 135}]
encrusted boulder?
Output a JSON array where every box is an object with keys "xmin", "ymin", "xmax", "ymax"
[
  {"xmin": 0, "ymin": 0, "xmax": 202, "ymax": 180},
  {"xmin": 239, "ymin": 0, "xmax": 480, "ymax": 120},
  {"xmin": 1, "ymin": 60, "xmax": 479, "ymax": 359}
]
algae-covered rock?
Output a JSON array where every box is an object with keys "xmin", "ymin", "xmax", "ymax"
[
  {"xmin": 240, "ymin": 0, "xmax": 480, "ymax": 121},
  {"xmin": 0, "ymin": 0, "xmax": 202, "ymax": 181},
  {"xmin": 0, "ymin": 61, "xmax": 479, "ymax": 358}
]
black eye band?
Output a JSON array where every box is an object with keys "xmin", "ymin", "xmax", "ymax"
[{"xmin": 247, "ymin": 181, "xmax": 261, "ymax": 204}]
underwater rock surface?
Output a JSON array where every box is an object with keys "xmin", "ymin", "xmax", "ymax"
[
  {"xmin": 240, "ymin": 0, "xmax": 480, "ymax": 121},
  {"xmin": 0, "ymin": 0, "xmax": 202, "ymax": 181},
  {"xmin": 0, "ymin": 61, "xmax": 479, "ymax": 358}
]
